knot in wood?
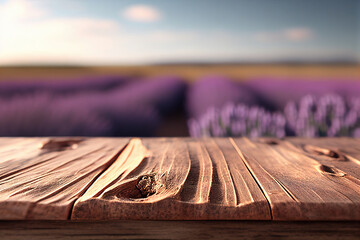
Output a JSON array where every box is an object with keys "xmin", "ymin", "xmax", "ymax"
[{"xmin": 136, "ymin": 174, "xmax": 157, "ymax": 197}]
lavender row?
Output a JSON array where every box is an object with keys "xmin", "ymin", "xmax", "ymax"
[
  {"xmin": 106, "ymin": 75, "xmax": 186, "ymax": 115},
  {"xmin": 0, "ymin": 94, "xmax": 111, "ymax": 137},
  {"xmin": 243, "ymin": 77, "xmax": 360, "ymax": 111},
  {"xmin": 185, "ymin": 75, "xmax": 359, "ymax": 118},
  {"xmin": 0, "ymin": 76, "xmax": 186, "ymax": 137},
  {"xmin": 186, "ymin": 75, "xmax": 258, "ymax": 118},
  {"xmin": 284, "ymin": 94, "xmax": 360, "ymax": 137},
  {"xmin": 0, "ymin": 75, "xmax": 130, "ymax": 99},
  {"xmin": 189, "ymin": 94, "xmax": 360, "ymax": 138},
  {"xmin": 189, "ymin": 103, "xmax": 285, "ymax": 138}
]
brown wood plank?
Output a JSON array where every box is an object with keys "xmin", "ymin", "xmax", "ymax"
[
  {"xmin": 231, "ymin": 137, "xmax": 360, "ymax": 220},
  {"xmin": 287, "ymin": 138, "xmax": 360, "ymax": 180},
  {"xmin": 2, "ymin": 137, "xmax": 359, "ymax": 221},
  {"xmin": 72, "ymin": 138, "xmax": 270, "ymax": 220},
  {"xmin": 1, "ymin": 220, "xmax": 359, "ymax": 240},
  {"xmin": 0, "ymin": 137, "xmax": 128, "ymax": 220}
]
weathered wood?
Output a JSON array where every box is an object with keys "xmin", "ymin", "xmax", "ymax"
[
  {"xmin": 72, "ymin": 138, "xmax": 270, "ymax": 220},
  {"xmin": 0, "ymin": 138, "xmax": 128, "ymax": 220},
  {"xmin": 231, "ymin": 137, "xmax": 360, "ymax": 220},
  {"xmin": 1, "ymin": 137, "xmax": 360, "ymax": 221},
  {"xmin": 288, "ymin": 138, "xmax": 360, "ymax": 180},
  {"xmin": 1, "ymin": 220, "xmax": 359, "ymax": 240}
]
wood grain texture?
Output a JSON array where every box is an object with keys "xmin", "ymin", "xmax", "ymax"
[
  {"xmin": 72, "ymin": 138, "xmax": 270, "ymax": 220},
  {"xmin": 0, "ymin": 137, "xmax": 128, "ymax": 220},
  {"xmin": 1, "ymin": 220, "xmax": 359, "ymax": 240},
  {"xmin": 288, "ymin": 138, "xmax": 360, "ymax": 180},
  {"xmin": 1, "ymin": 137, "xmax": 360, "ymax": 221},
  {"xmin": 231, "ymin": 137, "xmax": 360, "ymax": 220}
]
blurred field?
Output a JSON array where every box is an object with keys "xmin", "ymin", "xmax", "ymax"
[{"xmin": 0, "ymin": 64, "xmax": 359, "ymax": 82}]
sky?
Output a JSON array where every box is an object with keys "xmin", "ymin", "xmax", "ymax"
[{"xmin": 0, "ymin": 0, "xmax": 358, "ymax": 65}]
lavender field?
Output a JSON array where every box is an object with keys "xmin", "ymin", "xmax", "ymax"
[{"xmin": 0, "ymin": 72, "xmax": 360, "ymax": 137}]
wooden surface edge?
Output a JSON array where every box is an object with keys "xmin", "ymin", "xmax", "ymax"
[{"xmin": 0, "ymin": 220, "xmax": 359, "ymax": 240}]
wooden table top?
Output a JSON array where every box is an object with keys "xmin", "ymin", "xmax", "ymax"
[{"xmin": 0, "ymin": 137, "xmax": 359, "ymax": 221}]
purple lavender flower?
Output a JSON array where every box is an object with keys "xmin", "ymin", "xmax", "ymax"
[
  {"xmin": 188, "ymin": 102, "xmax": 285, "ymax": 138},
  {"xmin": 243, "ymin": 77, "xmax": 360, "ymax": 111},
  {"xmin": 284, "ymin": 94, "xmax": 360, "ymax": 137}
]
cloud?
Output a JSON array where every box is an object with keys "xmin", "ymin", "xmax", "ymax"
[
  {"xmin": 254, "ymin": 28, "xmax": 314, "ymax": 42},
  {"xmin": 0, "ymin": 18, "xmax": 121, "ymax": 64},
  {"xmin": 0, "ymin": 0, "xmax": 46, "ymax": 21},
  {"xmin": 0, "ymin": 0, "xmax": 337, "ymax": 65},
  {"xmin": 122, "ymin": 5, "xmax": 161, "ymax": 22},
  {"xmin": 283, "ymin": 28, "xmax": 313, "ymax": 41},
  {"xmin": 0, "ymin": 0, "xmax": 241, "ymax": 64},
  {"xmin": 0, "ymin": 0, "xmax": 122, "ymax": 64}
]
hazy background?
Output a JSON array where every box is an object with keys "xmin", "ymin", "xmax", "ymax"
[{"xmin": 0, "ymin": 0, "xmax": 358, "ymax": 137}]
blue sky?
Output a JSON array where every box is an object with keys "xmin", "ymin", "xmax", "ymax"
[{"xmin": 0, "ymin": 0, "xmax": 358, "ymax": 65}]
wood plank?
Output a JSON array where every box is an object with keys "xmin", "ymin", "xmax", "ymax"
[
  {"xmin": 231, "ymin": 137, "xmax": 360, "ymax": 220},
  {"xmin": 287, "ymin": 138, "xmax": 360, "ymax": 180},
  {"xmin": 72, "ymin": 138, "xmax": 270, "ymax": 220},
  {"xmin": 0, "ymin": 137, "xmax": 128, "ymax": 220},
  {"xmin": 1, "ymin": 137, "xmax": 360, "ymax": 221},
  {"xmin": 1, "ymin": 221, "xmax": 359, "ymax": 240}
]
